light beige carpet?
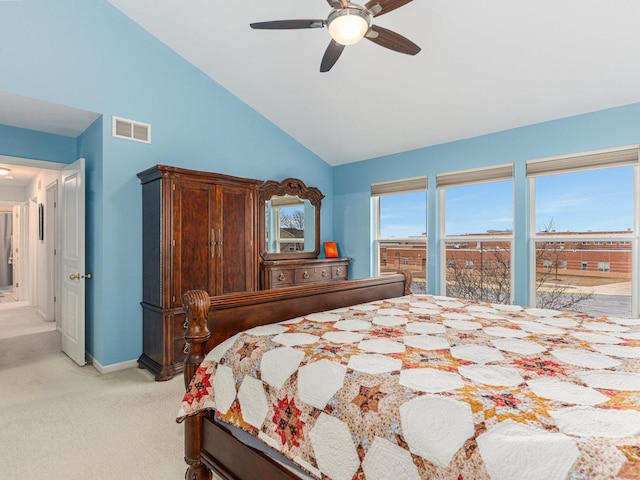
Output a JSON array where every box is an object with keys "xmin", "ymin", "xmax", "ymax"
[
  {"xmin": 0, "ymin": 330, "xmax": 221, "ymax": 480},
  {"xmin": 0, "ymin": 306, "xmax": 55, "ymax": 339}
]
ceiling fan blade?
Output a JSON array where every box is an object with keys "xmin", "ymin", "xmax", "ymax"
[
  {"xmin": 250, "ymin": 19, "xmax": 324, "ymax": 30},
  {"xmin": 320, "ymin": 40, "xmax": 345, "ymax": 72},
  {"xmin": 365, "ymin": 0, "xmax": 413, "ymax": 17},
  {"xmin": 366, "ymin": 25, "xmax": 420, "ymax": 55}
]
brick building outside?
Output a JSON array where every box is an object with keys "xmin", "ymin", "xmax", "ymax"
[{"xmin": 379, "ymin": 230, "xmax": 632, "ymax": 281}]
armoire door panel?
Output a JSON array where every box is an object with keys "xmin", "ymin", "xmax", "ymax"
[
  {"xmin": 173, "ymin": 181, "xmax": 214, "ymax": 306},
  {"xmin": 216, "ymin": 186, "xmax": 256, "ymax": 295},
  {"xmin": 141, "ymin": 179, "xmax": 162, "ymax": 307}
]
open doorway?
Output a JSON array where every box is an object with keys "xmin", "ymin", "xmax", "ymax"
[
  {"xmin": 0, "ymin": 209, "xmax": 14, "ymax": 304},
  {"xmin": 0, "ymin": 159, "xmax": 65, "ymax": 340}
]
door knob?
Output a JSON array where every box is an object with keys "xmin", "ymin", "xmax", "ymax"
[{"xmin": 69, "ymin": 273, "xmax": 92, "ymax": 280}]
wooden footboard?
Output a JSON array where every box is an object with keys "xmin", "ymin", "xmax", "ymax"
[{"xmin": 182, "ymin": 272, "xmax": 411, "ymax": 480}]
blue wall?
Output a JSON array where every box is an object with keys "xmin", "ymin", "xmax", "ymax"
[
  {"xmin": 333, "ymin": 103, "xmax": 640, "ymax": 305},
  {"xmin": 2, "ymin": 0, "xmax": 640, "ymax": 368},
  {"xmin": 0, "ymin": 124, "xmax": 77, "ymax": 163},
  {"xmin": 0, "ymin": 0, "xmax": 331, "ymax": 367},
  {"xmin": 77, "ymin": 117, "xmax": 104, "ymax": 359}
]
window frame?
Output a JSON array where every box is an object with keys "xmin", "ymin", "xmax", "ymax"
[
  {"xmin": 438, "ymin": 164, "xmax": 515, "ymax": 304},
  {"xmin": 527, "ymin": 145, "xmax": 639, "ymax": 317},
  {"xmin": 371, "ymin": 177, "xmax": 428, "ymax": 290}
]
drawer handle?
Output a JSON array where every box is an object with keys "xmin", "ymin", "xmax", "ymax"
[
  {"xmin": 183, "ymin": 344, "xmax": 189, "ymax": 355},
  {"xmin": 278, "ymin": 273, "xmax": 285, "ymax": 281},
  {"xmin": 321, "ymin": 270, "xmax": 327, "ymax": 277},
  {"xmin": 336, "ymin": 268, "xmax": 341, "ymax": 276},
  {"xmin": 303, "ymin": 271, "xmax": 309, "ymax": 279},
  {"xmin": 183, "ymin": 319, "xmax": 188, "ymax": 329}
]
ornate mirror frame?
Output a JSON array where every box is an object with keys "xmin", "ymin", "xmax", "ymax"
[{"xmin": 259, "ymin": 178, "xmax": 324, "ymax": 260}]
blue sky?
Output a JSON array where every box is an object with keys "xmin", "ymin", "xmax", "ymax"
[
  {"xmin": 379, "ymin": 191, "xmax": 427, "ymax": 237},
  {"xmin": 535, "ymin": 167, "xmax": 633, "ymax": 233},
  {"xmin": 379, "ymin": 166, "xmax": 634, "ymax": 237}
]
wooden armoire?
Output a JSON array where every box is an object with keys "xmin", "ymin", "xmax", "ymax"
[{"xmin": 137, "ymin": 165, "xmax": 261, "ymax": 380}]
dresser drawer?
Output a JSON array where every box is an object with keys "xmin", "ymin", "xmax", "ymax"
[
  {"xmin": 332, "ymin": 264, "xmax": 348, "ymax": 280},
  {"xmin": 173, "ymin": 312, "xmax": 188, "ymax": 338},
  {"xmin": 260, "ymin": 258, "xmax": 351, "ymax": 289},
  {"xmin": 268, "ymin": 268, "xmax": 295, "ymax": 288},
  {"xmin": 295, "ymin": 266, "xmax": 331, "ymax": 284},
  {"xmin": 173, "ymin": 337, "xmax": 188, "ymax": 363}
]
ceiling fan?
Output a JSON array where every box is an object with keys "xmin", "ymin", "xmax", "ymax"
[{"xmin": 250, "ymin": 0, "xmax": 421, "ymax": 72}]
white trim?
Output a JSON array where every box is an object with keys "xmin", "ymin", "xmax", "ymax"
[
  {"xmin": 88, "ymin": 354, "xmax": 139, "ymax": 374},
  {"xmin": 439, "ymin": 189, "xmax": 446, "ymax": 291}
]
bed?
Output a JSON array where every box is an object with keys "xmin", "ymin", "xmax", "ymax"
[{"xmin": 177, "ymin": 272, "xmax": 640, "ymax": 480}]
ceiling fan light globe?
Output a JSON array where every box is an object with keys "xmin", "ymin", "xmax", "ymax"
[{"xmin": 328, "ymin": 8, "xmax": 370, "ymax": 46}]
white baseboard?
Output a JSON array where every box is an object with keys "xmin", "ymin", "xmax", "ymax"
[{"xmin": 88, "ymin": 354, "xmax": 139, "ymax": 374}]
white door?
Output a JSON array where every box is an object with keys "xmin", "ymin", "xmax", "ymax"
[{"xmin": 60, "ymin": 158, "xmax": 86, "ymax": 366}]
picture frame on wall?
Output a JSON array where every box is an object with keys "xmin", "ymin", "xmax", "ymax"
[{"xmin": 38, "ymin": 203, "xmax": 44, "ymax": 241}]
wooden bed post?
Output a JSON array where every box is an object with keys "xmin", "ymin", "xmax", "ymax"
[
  {"xmin": 183, "ymin": 290, "xmax": 213, "ymax": 480},
  {"xmin": 399, "ymin": 270, "xmax": 413, "ymax": 295}
]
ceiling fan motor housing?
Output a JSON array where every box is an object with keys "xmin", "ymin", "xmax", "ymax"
[{"xmin": 327, "ymin": 4, "xmax": 372, "ymax": 45}]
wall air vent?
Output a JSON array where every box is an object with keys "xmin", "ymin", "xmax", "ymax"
[{"xmin": 112, "ymin": 116, "xmax": 151, "ymax": 144}]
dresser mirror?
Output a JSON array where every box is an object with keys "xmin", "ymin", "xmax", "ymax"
[{"xmin": 259, "ymin": 178, "xmax": 324, "ymax": 260}]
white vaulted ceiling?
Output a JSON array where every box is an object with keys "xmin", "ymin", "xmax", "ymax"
[{"xmin": 105, "ymin": 0, "xmax": 640, "ymax": 165}]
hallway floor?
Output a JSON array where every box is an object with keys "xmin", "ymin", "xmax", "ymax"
[
  {"xmin": 0, "ymin": 285, "xmax": 17, "ymax": 304},
  {"xmin": 0, "ymin": 304, "xmax": 56, "ymax": 340}
]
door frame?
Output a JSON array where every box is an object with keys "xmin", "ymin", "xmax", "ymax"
[
  {"xmin": 28, "ymin": 195, "xmax": 38, "ymax": 307},
  {"xmin": 45, "ymin": 180, "xmax": 58, "ymax": 322}
]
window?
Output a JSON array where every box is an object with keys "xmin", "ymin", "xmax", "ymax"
[
  {"xmin": 529, "ymin": 145, "xmax": 638, "ymax": 317},
  {"xmin": 372, "ymin": 177, "xmax": 427, "ymax": 293},
  {"xmin": 440, "ymin": 164, "xmax": 514, "ymax": 304}
]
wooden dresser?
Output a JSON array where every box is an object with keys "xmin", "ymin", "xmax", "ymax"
[
  {"xmin": 260, "ymin": 257, "xmax": 351, "ymax": 289},
  {"xmin": 138, "ymin": 165, "xmax": 261, "ymax": 380}
]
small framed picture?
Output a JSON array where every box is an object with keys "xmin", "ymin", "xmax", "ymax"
[
  {"xmin": 324, "ymin": 241, "xmax": 339, "ymax": 258},
  {"xmin": 38, "ymin": 203, "xmax": 44, "ymax": 241}
]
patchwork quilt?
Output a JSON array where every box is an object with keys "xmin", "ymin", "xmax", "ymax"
[{"xmin": 178, "ymin": 295, "xmax": 640, "ymax": 480}]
